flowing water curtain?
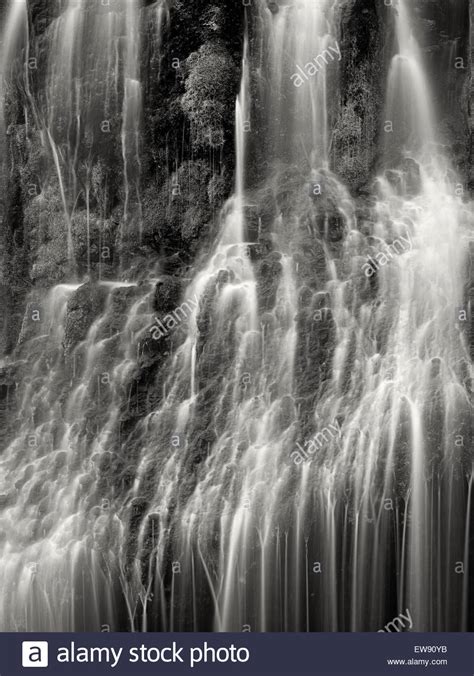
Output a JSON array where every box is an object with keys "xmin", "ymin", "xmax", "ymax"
[
  {"xmin": 254, "ymin": 0, "xmax": 342, "ymax": 170},
  {"xmin": 0, "ymin": 0, "xmax": 29, "ymax": 193},
  {"xmin": 0, "ymin": 0, "xmax": 166, "ymax": 631},
  {"xmin": 93, "ymin": 0, "xmax": 471, "ymax": 632},
  {"xmin": 0, "ymin": 0, "xmax": 471, "ymax": 632},
  {"xmin": 145, "ymin": 0, "xmax": 471, "ymax": 632},
  {"xmin": 124, "ymin": 15, "xmax": 264, "ymax": 632},
  {"xmin": 126, "ymin": 0, "xmax": 349, "ymax": 632},
  {"xmin": 0, "ymin": 278, "xmax": 155, "ymax": 630},
  {"xmin": 36, "ymin": 0, "xmax": 145, "ymax": 264},
  {"xmin": 384, "ymin": 0, "xmax": 436, "ymax": 163},
  {"xmin": 310, "ymin": 0, "xmax": 473, "ymax": 631}
]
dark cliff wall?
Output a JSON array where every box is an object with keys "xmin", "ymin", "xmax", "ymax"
[
  {"xmin": 334, "ymin": 0, "xmax": 471, "ymax": 192},
  {"xmin": 0, "ymin": 0, "xmax": 244, "ymax": 451},
  {"xmin": 0, "ymin": 0, "xmax": 243, "ymax": 356}
]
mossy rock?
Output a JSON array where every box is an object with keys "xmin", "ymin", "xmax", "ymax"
[
  {"xmin": 153, "ymin": 276, "xmax": 182, "ymax": 313},
  {"xmin": 181, "ymin": 40, "xmax": 238, "ymax": 150},
  {"xmin": 63, "ymin": 282, "xmax": 108, "ymax": 356},
  {"xmin": 142, "ymin": 159, "xmax": 214, "ymax": 256}
]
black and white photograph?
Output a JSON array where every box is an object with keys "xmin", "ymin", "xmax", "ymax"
[{"xmin": 0, "ymin": 0, "xmax": 472, "ymax": 639}]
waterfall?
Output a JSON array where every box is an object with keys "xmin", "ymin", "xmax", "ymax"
[
  {"xmin": 0, "ymin": 0, "xmax": 28, "ymax": 188},
  {"xmin": 235, "ymin": 31, "xmax": 249, "ymax": 223},
  {"xmin": 0, "ymin": 0, "xmax": 471, "ymax": 632},
  {"xmin": 264, "ymin": 0, "xmax": 340, "ymax": 167},
  {"xmin": 37, "ymin": 0, "xmax": 145, "ymax": 264},
  {"xmin": 121, "ymin": 0, "xmax": 143, "ymax": 230},
  {"xmin": 385, "ymin": 0, "xmax": 436, "ymax": 161}
]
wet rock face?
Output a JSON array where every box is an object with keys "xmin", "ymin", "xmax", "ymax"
[
  {"xmin": 334, "ymin": 0, "xmax": 384, "ymax": 193},
  {"xmin": 1, "ymin": 0, "xmax": 241, "ymax": 303},
  {"xmin": 0, "ymin": 363, "xmax": 17, "ymax": 448},
  {"xmin": 28, "ymin": 0, "xmax": 60, "ymax": 36},
  {"xmin": 408, "ymin": 0, "xmax": 471, "ymax": 180},
  {"xmin": 63, "ymin": 283, "xmax": 108, "ymax": 357},
  {"xmin": 153, "ymin": 276, "xmax": 182, "ymax": 314},
  {"xmin": 332, "ymin": 0, "xmax": 471, "ymax": 190},
  {"xmin": 141, "ymin": 159, "xmax": 218, "ymax": 264}
]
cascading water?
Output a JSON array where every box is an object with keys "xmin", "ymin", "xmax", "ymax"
[
  {"xmin": 0, "ymin": 0, "xmax": 28, "ymax": 189},
  {"xmin": 265, "ymin": 0, "xmax": 340, "ymax": 167},
  {"xmin": 121, "ymin": 0, "xmax": 143, "ymax": 230},
  {"xmin": 0, "ymin": 0, "xmax": 471, "ymax": 632},
  {"xmin": 34, "ymin": 0, "xmax": 145, "ymax": 262},
  {"xmin": 0, "ymin": 0, "xmax": 169, "ymax": 630}
]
